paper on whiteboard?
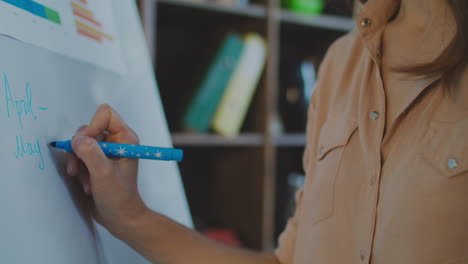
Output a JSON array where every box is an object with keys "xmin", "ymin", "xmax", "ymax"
[{"xmin": 0, "ymin": 0, "xmax": 125, "ymax": 74}]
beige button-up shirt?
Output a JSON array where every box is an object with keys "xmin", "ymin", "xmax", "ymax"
[{"xmin": 275, "ymin": 0, "xmax": 468, "ymax": 263}]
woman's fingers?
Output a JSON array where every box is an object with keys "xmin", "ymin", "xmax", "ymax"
[
  {"xmin": 87, "ymin": 104, "xmax": 139, "ymax": 145},
  {"xmin": 67, "ymin": 105, "xmax": 139, "ymax": 197},
  {"xmin": 71, "ymin": 135, "xmax": 113, "ymax": 178},
  {"xmin": 80, "ymin": 172, "xmax": 91, "ymax": 195},
  {"xmin": 75, "ymin": 125, "xmax": 88, "ymax": 134},
  {"xmin": 66, "ymin": 125, "xmax": 90, "ymax": 177},
  {"xmin": 66, "ymin": 152, "xmax": 79, "ymax": 177}
]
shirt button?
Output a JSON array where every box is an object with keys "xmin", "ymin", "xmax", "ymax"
[
  {"xmin": 369, "ymin": 111, "xmax": 380, "ymax": 120},
  {"xmin": 370, "ymin": 175, "xmax": 376, "ymax": 186},
  {"xmin": 448, "ymin": 158, "xmax": 458, "ymax": 169},
  {"xmin": 376, "ymin": 48, "xmax": 382, "ymax": 58},
  {"xmin": 360, "ymin": 249, "xmax": 365, "ymax": 261},
  {"xmin": 361, "ymin": 18, "xmax": 372, "ymax": 27},
  {"xmin": 319, "ymin": 146, "xmax": 324, "ymax": 155}
]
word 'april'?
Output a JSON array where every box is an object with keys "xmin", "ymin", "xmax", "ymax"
[{"xmin": 2, "ymin": 73, "xmax": 48, "ymax": 170}]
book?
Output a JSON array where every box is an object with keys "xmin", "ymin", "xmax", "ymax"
[
  {"xmin": 211, "ymin": 33, "xmax": 267, "ymax": 138},
  {"xmin": 182, "ymin": 33, "xmax": 244, "ymax": 133}
]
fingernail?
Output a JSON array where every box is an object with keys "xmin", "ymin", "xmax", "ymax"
[
  {"xmin": 76, "ymin": 126, "xmax": 88, "ymax": 135},
  {"xmin": 73, "ymin": 136, "xmax": 91, "ymax": 147},
  {"xmin": 67, "ymin": 163, "xmax": 74, "ymax": 176},
  {"xmin": 73, "ymin": 136, "xmax": 84, "ymax": 146},
  {"xmin": 84, "ymin": 184, "xmax": 90, "ymax": 195}
]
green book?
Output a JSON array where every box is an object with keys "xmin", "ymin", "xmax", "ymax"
[{"xmin": 182, "ymin": 33, "xmax": 244, "ymax": 133}]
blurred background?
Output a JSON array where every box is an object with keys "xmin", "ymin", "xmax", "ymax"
[{"xmin": 136, "ymin": 0, "xmax": 358, "ymax": 251}]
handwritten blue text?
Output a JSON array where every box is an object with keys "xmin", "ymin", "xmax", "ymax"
[{"xmin": 15, "ymin": 135, "xmax": 45, "ymax": 170}]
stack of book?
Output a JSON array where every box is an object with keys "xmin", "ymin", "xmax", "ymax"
[{"xmin": 182, "ymin": 32, "xmax": 267, "ymax": 138}]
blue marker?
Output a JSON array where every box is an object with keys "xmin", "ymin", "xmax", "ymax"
[{"xmin": 49, "ymin": 140, "xmax": 183, "ymax": 162}]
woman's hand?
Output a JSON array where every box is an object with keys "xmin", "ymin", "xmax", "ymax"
[
  {"xmin": 66, "ymin": 104, "xmax": 148, "ymax": 237},
  {"xmin": 65, "ymin": 105, "xmax": 280, "ymax": 264}
]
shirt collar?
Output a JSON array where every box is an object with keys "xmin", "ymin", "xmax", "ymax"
[{"xmin": 355, "ymin": 0, "xmax": 401, "ymax": 60}]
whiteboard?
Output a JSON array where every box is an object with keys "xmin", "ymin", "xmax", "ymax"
[{"xmin": 0, "ymin": 0, "xmax": 193, "ymax": 263}]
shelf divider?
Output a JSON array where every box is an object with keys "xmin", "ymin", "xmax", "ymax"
[
  {"xmin": 274, "ymin": 133, "xmax": 307, "ymax": 147},
  {"xmin": 172, "ymin": 132, "xmax": 265, "ymax": 147}
]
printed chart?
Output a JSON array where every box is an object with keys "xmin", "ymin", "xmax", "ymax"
[
  {"xmin": 71, "ymin": 0, "xmax": 113, "ymax": 42},
  {"xmin": 0, "ymin": 0, "xmax": 125, "ymax": 73},
  {"xmin": 1, "ymin": 0, "xmax": 61, "ymax": 24}
]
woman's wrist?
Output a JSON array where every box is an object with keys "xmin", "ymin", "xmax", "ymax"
[
  {"xmin": 115, "ymin": 208, "xmax": 174, "ymax": 261},
  {"xmin": 109, "ymin": 201, "xmax": 151, "ymax": 241}
]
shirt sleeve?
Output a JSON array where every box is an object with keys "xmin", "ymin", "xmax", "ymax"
[{"xmin": 274, "ymin": 187, "xmax": 304, "ymax": 263}]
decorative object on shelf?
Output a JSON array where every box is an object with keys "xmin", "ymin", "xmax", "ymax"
[
  {"xmin": 212, "ymin": 33, "xmax": 267, "ymax": 138},
  {"xmin": 282, "ymin": 0, "xmax": 324, "ymax": 14},
  {"xmin": 182, "ymin": 33, "xmax": 244, "ymax": 133},
  {"xmin": 279, "ymin": 56, "xmax": 317, "ymax": 132}
]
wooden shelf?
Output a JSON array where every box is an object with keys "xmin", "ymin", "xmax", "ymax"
[
  {"xmin": 172, "ymin": 133, "xmax": 264, "ymax": 147},
  {"xmin": 274, "ymin": 134, "xmax": 307, "ymax": 147},
  {"xmin": 279, "ymin": 9, "xmax": 354, "ymax": 32},
  {"xmin": 157, "ymin": 0, "xmax": 267, "ymax": 18},
  {"xmin": 156, "ymin": 0, "xmax": 354, "ymax": 32}
]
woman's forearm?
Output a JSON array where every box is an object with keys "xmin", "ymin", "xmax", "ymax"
[{"xmin": 119, "ymin": 210, "xmax": 280, "ymax": 264}]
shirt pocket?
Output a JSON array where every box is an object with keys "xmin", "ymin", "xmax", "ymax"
[
  {"xmin": 307, "ymin": 114, "xmax": 358, "ymax": 225},
  {"xmin": 419, "ymin": 121, "xmax": 468, "ymax": 178}
]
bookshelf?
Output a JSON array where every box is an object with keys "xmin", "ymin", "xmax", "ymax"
[
  {"xmin": 158, "ymin": 0, "xmax": 267, "ymax": 18},
  {"xmin": 137, "ymin": 0, "xmax": 354, "ymax": 251}
]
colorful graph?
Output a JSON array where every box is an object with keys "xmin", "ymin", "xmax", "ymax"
[
  {"xmin": 71, "ymin": 0, "xmax": 112, "ymax": 42},
  {"xmin": 1, "ymin": 0, "xmax": 61, "ymax": 24}
]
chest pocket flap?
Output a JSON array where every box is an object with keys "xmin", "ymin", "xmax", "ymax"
[
  {"xmin": 317, "ymin": 115, "xmax": 358, "ymax": 161},
  {"xmin": 306, "ymin": 114, "xmax": 357, "ymax": 225},
  {"xmin": 422, "ymin": 120, "xmax": 468, "ymax": 178}
]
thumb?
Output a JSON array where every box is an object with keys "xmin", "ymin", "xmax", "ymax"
[{"xmin": 72, "ymin": 135, "xmax": 113, "ymax": 176}]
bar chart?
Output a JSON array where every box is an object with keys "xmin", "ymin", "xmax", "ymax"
[
  {"xmin": 71, "ymin": 0, "xmax": 113, "ymax": 42},
  {"xmin": 0, "ymin": 0, "xmax": 124, "ymax": 73},
  {"xmin": 1, "ymin": 0, "xmax": 61, "ymax": 24}
]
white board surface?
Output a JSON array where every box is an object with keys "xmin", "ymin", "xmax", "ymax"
[{"xmin": 0, "ymin": 0, "xmax": 193, "ymax": 263}]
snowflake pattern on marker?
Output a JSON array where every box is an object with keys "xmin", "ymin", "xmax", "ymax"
[
  {"xmin": 96, "ymin": 141, "xmax": 182, "ymax": 161},
  {"xmin": 116, "ymin": 147, "xmax": 127, "ymax": 156}
]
